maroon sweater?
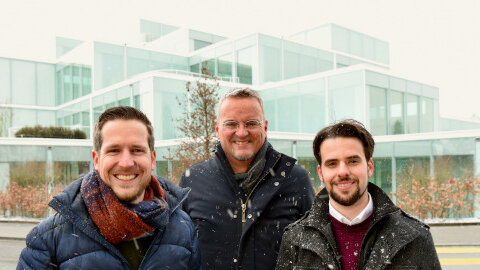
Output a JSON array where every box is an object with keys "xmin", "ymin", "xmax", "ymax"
[{"xmin": 330, "ymin": 214, "xmax": 373, "ymax": 270}]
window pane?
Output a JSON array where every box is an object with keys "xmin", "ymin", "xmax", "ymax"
[
  {"xmin": 260, "ymin": 45, "xmax": 281, "ymax": 83},
  {"xmin": 0, "ymin": 58, "xmax": 11, "ymax": 102},
  {"xmin": 369, "ymin": 86, "xmax": 387, "ymax": 135},
  {"xmin": 37, "ymin": 63, "xmax": 55, "ymax": 106},
  {"xmin": 82, "ymin": 67, "xmax": 92, "ymax": 96},
  {"xmin": 217, "ymin": 53, "xmax": 232, "ymax": 79},
  {"xmin": 406, "ymin": 94, "xmax": 418, "ymax": 133},
  {"xmin": 389, "ymin": 90, "xmax": 403, "ymax": 134},
  {"xmin": 420, "ymin": 98, "xmax": 433, "ymax": 132},
  {"xmin": 371, "ymin": 158, "xmax": 392, "ymax": 195},
  {"xmin": 11, "ymin": 60, "xmax": 36, "ymax": 105},
  {"xmin": 236, "ymin": 47, "xmax": 253, "ymax": 84},
  {"xmin": 72, "ymin": 66, "xmax": 80, "ymax": 99},
  {"xmin": 328, "ymin": 71, "xmax": 364, "ymax": 123}
]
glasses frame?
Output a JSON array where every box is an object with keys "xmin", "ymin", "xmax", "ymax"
[{"xmin": 220, "ymin": 119, "xmax": 263, "ymax": 131}]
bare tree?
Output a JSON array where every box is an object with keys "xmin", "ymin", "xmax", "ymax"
[
  {"xmin": 166, "ymin": 66, "xmax": 220, "ymax": 183},
  {"xmin": 0, "ymin": 103, "xmax": 12, "ymax": 137}
]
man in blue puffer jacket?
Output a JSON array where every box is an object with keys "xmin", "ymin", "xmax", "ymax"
[{"xmin": 17, "ymin": 106, "xmax": 201, "ymax": 270}]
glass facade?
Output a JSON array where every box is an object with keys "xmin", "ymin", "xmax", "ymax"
[
  {"xmin": 328, "ymin": 71, "xmax": 364, "ymax": 123},
  {"xmin": 56, "ymin": 63, "xmax": 91, "ymax": 105},
  {"xmin": 262, "ymin": 77, "xmax": 326, "ymax": 133},
  {"xmin": 366, "ymin": 71, "xmax": 438, "ymax": 135},
  {"xmin": 2, "ymin": 21, "xmax": 477, "ymax": 219},
  {"xmin": 290, "ymin": 24, "xmax": 389, "ymax": 66},
  {"xmin": 94, "ymin": 42, "xmax": 189, "ymax": 90},
  {"xmin": 0, "ymin": 58, "xmax": 55, "ymax": 107}
]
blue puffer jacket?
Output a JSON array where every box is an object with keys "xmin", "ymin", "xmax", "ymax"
[{"xmin": 17, "ymin": 172, "xmax": 201, "ymax": 270}]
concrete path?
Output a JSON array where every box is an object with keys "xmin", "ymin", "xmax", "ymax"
[
  {"xmin": 2, "ymin": 221, "xmax": 480, "ymax": 269},
  {"xmin": 1, "ymin": 221, "xmax": 480, "ymax": 246},
  {"xmin": 0, "ymin": 221, "xmax": 37, "ymax": 240},
  {"xmin": 430, "ymin": 224, "xmax": 480, "ymax": 246}
]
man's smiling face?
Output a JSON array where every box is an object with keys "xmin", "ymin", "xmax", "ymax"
[
  {"xmin": 92, "ymin": 119, "xmax": 156, "ymax": 204},
  {"xmin": 215, "ymin": 97, "xmax": 267, "ymax": 169},
  {"xmin": 317, "ymin": 137, "xmax": 373, "ymax": 208}
]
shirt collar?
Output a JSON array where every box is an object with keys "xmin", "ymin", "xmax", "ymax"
[{"xmin": 329, "ymin": 192, "xmax": 373, "ymax": 226}]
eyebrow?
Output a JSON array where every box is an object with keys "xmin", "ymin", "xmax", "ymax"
[
  {"xmin": 103, "ymin": 144, "xmax": 148, "ymax": 150},
  {"xmin": 323, "ymin": 155, "xmax": 361, "ymax": 164}
]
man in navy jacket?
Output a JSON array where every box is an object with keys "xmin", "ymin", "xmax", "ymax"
[
  {"xmin": 180, "ymin": 88, "xmax": 315, "ymax": 270},
  {"xmin": 18, "ymin": 106, "xmax": 200, "ymax": 270}
]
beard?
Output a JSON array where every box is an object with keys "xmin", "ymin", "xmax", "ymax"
[
  {"xmin": 233, "ymin": 153, "xmax": 254, "ymax": 161},
  {"xmin": 328, "ymin": 177, "xmax": 367, "ymax": 206}
]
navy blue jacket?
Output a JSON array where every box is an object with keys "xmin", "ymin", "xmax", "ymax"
[
  {"xmin": 179, "ymin": 143, "xmax": 315, "ymax": 270},
  {"xmin": 17, "ymin": 172, "xmax": 201, "ymax": 270}
]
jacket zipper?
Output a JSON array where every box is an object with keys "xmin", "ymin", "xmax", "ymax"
[{"xmin": 240, "ymin": 154, "xmax": 282, "ymax": 228}]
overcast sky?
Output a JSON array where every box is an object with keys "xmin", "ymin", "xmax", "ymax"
[{"xmin": 1, "ymin": 0, "xmax": 479, "ymax": 119}]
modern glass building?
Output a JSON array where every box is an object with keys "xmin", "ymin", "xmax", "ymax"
[{"xmin": 0, "ymin": 20, "xmax": 479, "ymax": 217}]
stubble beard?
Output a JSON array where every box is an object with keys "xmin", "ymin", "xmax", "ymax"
[
  {"xmin": 329, "ymin": 177, "xmax": 367, "ymax": 207},
  {"xmin": 233, "ymin": 152, "xmax": 254, "ymax": 162}
]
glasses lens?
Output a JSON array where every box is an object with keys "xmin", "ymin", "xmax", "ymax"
[
  {"xmin": 222, "ymin": 121, "xmax": 239, "ymax": 130},
  {"xmin": 245, "ymin": 120, "xmax": 261, "ymax": 129}
]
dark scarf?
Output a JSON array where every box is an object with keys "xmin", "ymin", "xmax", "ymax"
[
  {"xmin": 81, "ymin": 172, "xmax": 169, "ymax": 244},
  {"xmin": 234, "ymin": 139, "xmax": 268, "ymax": 195}
]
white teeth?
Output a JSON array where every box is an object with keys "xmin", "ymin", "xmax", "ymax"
[
  {"xmin": 116, "ymin": 175, "xmax": 135, "ymax": 180},
  {"xmin": 235, "ymin": 141, "xmax": 248, "ymax": 144},
  {"xmin": 337, "ymin": 183, "xmax": 351, "ymax": 187}
]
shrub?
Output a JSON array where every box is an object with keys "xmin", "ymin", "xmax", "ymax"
[
  {"xmin": 10, "ymin": 162, "xmax": 64, "ymax": 187},
  {"xmin": 392, "ymin": 177, "xmax": 480, "ymax": 219},
  {"xmin": 0, "ymin": 182, "xmax": 63, "ymax": 218},
  {"xmin": 15, "ymin": 125, "xmax": 86, "ymax": 139}
]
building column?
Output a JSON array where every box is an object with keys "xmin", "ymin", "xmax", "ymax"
[{"xmin": 292, "ymin": 140, "xmax": 297, "ymax": 159}]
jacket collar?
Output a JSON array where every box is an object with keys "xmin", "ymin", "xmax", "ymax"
[
  {"xmin": 304, "ymin": 182, "xmax": 400, "ymax": 230},
  {"xmin": 214, "ymin": 140, "xmax": 294, "ymax": 178},
  {"xmin": 301, "ymin": 182, "xmax": 424, "ymax": 268},
  {"xmin": 214, "ymin": 140, "xmax": 298, "ymax": 240},
  {"xmin": 48, "ymin": 172, "xmax": 189, "ymax": 263}
]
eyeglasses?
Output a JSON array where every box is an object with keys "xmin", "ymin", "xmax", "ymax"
[{"xmin": 221, "ymin": 120, "xmax": 263, "ymax": 131}]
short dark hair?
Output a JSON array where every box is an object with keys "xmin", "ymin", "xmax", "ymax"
[
  {"xmin": 218, "ymin": 88, "xmax": 264, "ymax": 119},
  {"xmin": 93, "ymin": 106, "xmax": 154, "ymax": 152},
  {"xmin": 313, "ymin": 119, "xmax": 375, "ymax": 165}
]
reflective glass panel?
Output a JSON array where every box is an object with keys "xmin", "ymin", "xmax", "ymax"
[
  {"xmin": 406, "ymin": 94, "xmax": 418, "ymax": 133},
  {"xmin": 389, "ymin": 90, "xmax": 403, "ymax": 134},
  {"xmin": 236, "ymin": 46, "xmax": 253, "ymax": 84},
  {"xmin": 420, "ymin": 98, "xmax": 434, "ymax": 132},
  {"xmin": 369, "ymin": 86, "xmax": 387, "ymax": 135}
]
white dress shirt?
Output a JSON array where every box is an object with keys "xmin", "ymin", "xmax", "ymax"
[{"xmin": 329, "ymin": 192, "xmax": 373, "ymax": 226}]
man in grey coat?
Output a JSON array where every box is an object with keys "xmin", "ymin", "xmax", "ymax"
[{"xmin": 276, "ymin": 119, "xmax": 441, "ymax": 270}]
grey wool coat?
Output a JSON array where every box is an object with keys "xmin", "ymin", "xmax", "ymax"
[{"xmin": 275, "ymin": 182, "xmax": 441, "ymax": 270}]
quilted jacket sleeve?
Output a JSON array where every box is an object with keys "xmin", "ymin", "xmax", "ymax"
[{"xmin": 17, "ymin": 222, "xmax": 57, "ymax": 270}]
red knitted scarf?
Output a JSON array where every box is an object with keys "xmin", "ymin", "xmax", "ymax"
[{"xmin": 81, "ymin": 173, "xmax": 165, "ymax": 244}]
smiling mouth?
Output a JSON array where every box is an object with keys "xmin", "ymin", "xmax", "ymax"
[
  {"xmin": 234, "ymin": 141, "xmax": 249, "ymax": 145},
  {"xmin": 115, "ymin": 174, "xmax": 137, "ymax": 181},
  {"xmin": 337, "ymin": 182, "xmax": 353, "ymax": 187}
]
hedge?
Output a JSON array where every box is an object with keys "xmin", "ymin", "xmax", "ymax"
[{"xmin": 15, "ymin": 125, "xmax": 87, "ymax": 139}]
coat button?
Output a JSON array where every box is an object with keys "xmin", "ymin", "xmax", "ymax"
[
  {"xmin": 286, "ymin": 162, "xmax": 291, "ymax": 166},
  {"xmin": 233, "ymin": 258, "xmax": 238, "ymax": 263}
]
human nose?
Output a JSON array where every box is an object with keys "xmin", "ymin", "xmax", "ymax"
[
  {"xmin": 337, "ymin": 162, "xmax": 350, "ymax": 179},
  {"xmin": 118, "ymin": 150, "xmax": 135, "ymax": 168},
  {"xmin": 235, "ymin": 123, "xmax": 248, "ymax": 137}
]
